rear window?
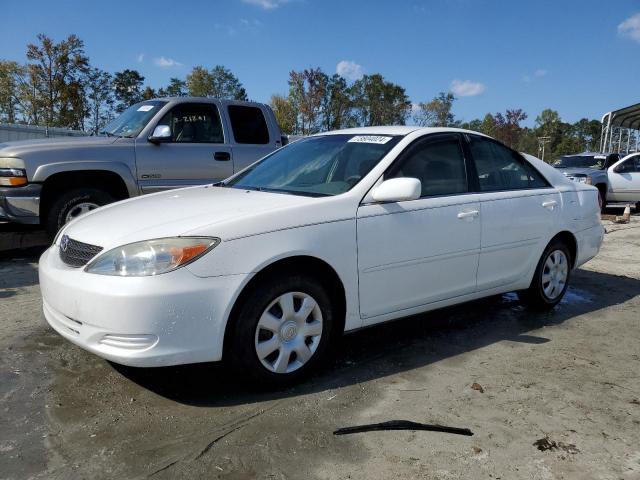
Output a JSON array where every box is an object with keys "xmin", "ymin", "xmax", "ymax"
[{"xmin": 228, "ymin": 105, "xmax": 270, "ymax": 144}]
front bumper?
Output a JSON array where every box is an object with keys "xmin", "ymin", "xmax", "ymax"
[
  {"xmin": 39, "ymin": 246, "xmax": 250, "ymax": 367},
  {"xmin": 0, "ymin": 184, "xmax": 41, "ymax": 224}
]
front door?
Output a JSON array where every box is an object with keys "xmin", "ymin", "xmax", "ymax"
[
  {"xmin": 357, "ymin": 133, "xmax": 481, "ymax": 323},
  {"xmin": 135, "ymin": 102, "xmax": 233, "ymax": 193},
  {"xmin": 608, "ymin": 155, "xmax": 640, "ymax": 202}
]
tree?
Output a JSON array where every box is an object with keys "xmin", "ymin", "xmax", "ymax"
[
  {"xmin": 322, "ymin": 74, "xmax": 354, "ymax": 131},
  {"xmin": 24, "ymin": 33, "xmax": 89, "ymax": 128},
  {"xmin": 165, "ymin": 77, "xmax": 186, "ymax": 97},
  {"xmin": 85, "ymin": 68, "xmax": 113, "ymax": 134},
  {"xmin": 113, "ymin": 69, "xmax": 145, "ymax": 112},
  {"xmin": 493, "ymin": 109, "xmax": 527, "ymax": 148},
  {"xmin": 287, "ymin": 68, "xmax": 327, "ymax": 134},
  {"xmin": 0, "ymin": 60, "xmax": 23, "ymax": 123},
  {"xmin": 186, "ymin": 65, "xmax": 247, "ymax": 100},
  {"xmin": 413, "ymin": 92, "xmax": 458, "ymax": 127},
  {"xmin": 141, "ymin": 86, "xmax": 156, "ymax": 100},
  {"xmin": 270, "ymin": 94, "xmax": 296, "ymax": 135},
  {"xmin": 350, "ymin": 74, "xmax": 411, "ymax": 126}
]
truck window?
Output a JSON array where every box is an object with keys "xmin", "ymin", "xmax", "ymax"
[
  {"xmin": 157, "ymin": 103, "xmax": 224, "ymax": 143},
  {"xmin": 227, "ymin": 105, "xmax": 270, "ymax": 144}
]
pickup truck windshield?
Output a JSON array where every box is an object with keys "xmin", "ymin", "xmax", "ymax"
[
  {"xmin": 226, "ymin": 134, "xmax": 402, "ymax": 197},
  {"xmin": 554, "ymin": 155, "xmax": 605, "ymax": 169},
  {"xmin": 101, "ymin": 100, "xmax": 167, "ymax": 138}
]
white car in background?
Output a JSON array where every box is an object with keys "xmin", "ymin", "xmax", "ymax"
[
  {"xmin": 39, "ymin": 127, "xmax": 604, "ymax": 385},
  {"xmin": 608, "ymin": 152, "xmax": 640, "ymax": 204}
]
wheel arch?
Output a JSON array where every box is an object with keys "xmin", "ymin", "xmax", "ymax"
[
  {"xmin": 549, "ymin": 230, "xmax": 578, "ymax": 268},
  {"xmin": 222, "ymin": 254, "xmax": 347, "ymax": 360},
  {"xmin": 38, "ymin": 167, "xmax": 134, "ymax": 223}
]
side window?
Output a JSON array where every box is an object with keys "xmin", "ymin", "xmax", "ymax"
[
  {"xmin": 157, "ymin": 103, "xmax": 224, "ymax": 143},
  {"xmin": 388, "ymin": 135, "xmax": 468, "ymax": 197},
  {"xmin": 617, "ymin": 157, "xmax": 640, "ymax": 173},
  {"xmin": 469, "ymin": 136, "xmax": 542, "ymax": 191},
  {"xmin": 228, "ymin": 105, "xmax": 270, "ymax": 144}
]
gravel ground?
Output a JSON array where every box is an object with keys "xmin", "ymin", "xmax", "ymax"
[{"xmin": 1, "ymin": 214, "xmax": 639, "ymax": 480}]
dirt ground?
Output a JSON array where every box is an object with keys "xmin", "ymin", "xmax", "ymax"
[{"xmin": 1, "ymin": 211, "xmax": 639, "ymax": 480}]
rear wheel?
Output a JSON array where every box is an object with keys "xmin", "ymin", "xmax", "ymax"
[
  {"xmin": 45, "ymin": 188, "xmax": 114, "ymax": 237},
  {"xmin": 519, "ymin": 240, "xmax": 572, "ymax": 310},
  {"xmin": 229, "ymin": 274, "xmax": 335, "ymax": 387}
]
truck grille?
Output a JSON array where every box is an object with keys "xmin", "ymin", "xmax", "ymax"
[{"xmin": 59, "ymin": 236, "xmax": 103, "ymax": 267}]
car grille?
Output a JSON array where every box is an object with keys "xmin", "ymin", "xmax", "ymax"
[{"xmin": 59, "ymin": 236, "xmax": 103, "ymax": 267}]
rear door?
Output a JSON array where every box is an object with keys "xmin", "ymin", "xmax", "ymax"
[
  {"xmin": 135, "ymin": 102, "xmax": 233, "ymax": 193},
  {"xmin": 225, "ymin": 104, "xmax": 281, "ymax": 172},
  {"xmin": 356, "ymin": 133, "xmax": 482, "ymax": 322},
  {"xmin": 466, "ymin": 134, "xmax": 561, "ymax": 291},
  {"xmin": 608, "ymin": 155, "xmax": 640, "ymax": 202}
]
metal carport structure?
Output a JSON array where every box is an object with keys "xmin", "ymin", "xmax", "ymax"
[{"xmin": 600, "ymin": 102, "xmax": 640, "ymax": 154}]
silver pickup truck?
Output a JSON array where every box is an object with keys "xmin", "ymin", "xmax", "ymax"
[{"xmin": 0, "ymin": 97, "xmax": 285, "ymax": 234}]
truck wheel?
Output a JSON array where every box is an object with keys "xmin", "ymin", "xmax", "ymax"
[
  {"xmin": 46, "ymin": 188, "xmax": 114, "ymax": 236},
  {"xmin": 596, "ymin": 185, "xmax": 607, "ymax": 212}
]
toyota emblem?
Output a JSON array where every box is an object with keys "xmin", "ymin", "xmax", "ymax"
[{"xmin": 60, "ymin": 235, "xmax": 70, "ymax": 252}]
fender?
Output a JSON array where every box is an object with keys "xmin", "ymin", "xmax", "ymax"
[{"xmin": 33, "ymin": 161, "xmax": 139, "ymax": 197}]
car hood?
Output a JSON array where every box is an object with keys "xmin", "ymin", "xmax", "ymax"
[
  {"xmin": 61, "ymin": 186, "xmax": 342, "ymax": 249},
  {"xmin": 0, "ymin": 136, "xmax": 119, "ymax": 158},
  {"xmin": 554, "ymin": 167, "xmax": 602, "ymax": 176}
]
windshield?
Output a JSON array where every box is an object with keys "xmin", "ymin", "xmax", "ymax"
[
  {"xmin": 225, "ymin": 134, "xmax": 402, "ymax": 197},
  {"xmin": 101, "ymin": 100, "xmax": 167, "ymax": 138},
  {"xmin": 554, "ymin": 155, "xmax": 605, "ymax": 169}
]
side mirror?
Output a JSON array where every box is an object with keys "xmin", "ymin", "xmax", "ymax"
[
  {"xmin": 372, "ymin": 178, "xmax": 421, "ymax": 203},
  {"xmin": 148, "ymin": 125, "xmax": 171, "ymax": 144}
]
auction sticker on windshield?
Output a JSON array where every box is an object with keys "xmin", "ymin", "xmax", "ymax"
[
  {"xmin": 137, "ymin": 105, "xmax": 155, "ymax": 112},
  {"xmin": 348, "ymin": 135, "xmax": 393, "ymax": 144}
]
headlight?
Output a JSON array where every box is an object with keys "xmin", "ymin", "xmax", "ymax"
[
  {"xmin": 0, "ymin": 168, "xmax": 27, "ymax": 186},
  {"xmin": 573, "ymin": 176, "xmax": 587, "ymax": 183},
  {"xmin": 85, "ymin": 237, "xmax": 219, "ymax": 276}
]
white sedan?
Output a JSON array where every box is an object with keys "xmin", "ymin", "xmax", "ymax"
[{"xmin": 39, "ymin": 127, "xmax": 604, "ymax": 385}]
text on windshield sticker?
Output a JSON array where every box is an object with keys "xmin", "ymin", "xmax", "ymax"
[{"xmin": 348, "ymin": 135, "xmax": 392, "ymax": 144}]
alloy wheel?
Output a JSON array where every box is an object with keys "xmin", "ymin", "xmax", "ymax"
[{"xmin": 541, "ymin": 249, "xmax": 569, "ymax": 300}]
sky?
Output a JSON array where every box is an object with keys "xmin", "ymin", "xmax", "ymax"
[{"xmin": 2, "ymin": 0, "xmax": 640, "ymax": 126}]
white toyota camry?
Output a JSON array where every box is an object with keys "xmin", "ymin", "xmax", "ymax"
[{"xmin": 39, "ymin": 127, "xmax": 604, "ymax": 384}]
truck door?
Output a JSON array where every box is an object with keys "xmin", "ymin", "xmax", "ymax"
[
  {"xmin": 135, "ymin": 102, "xmax": 233, "ymax": 193},
  {"xmin": 225, "ymin": 104, "xmax": 281, "ymax": 172}
]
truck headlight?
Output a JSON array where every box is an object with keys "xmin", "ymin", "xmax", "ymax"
[
  {"xmin": 85, "ymin": 237, "xmax": 219, "ymax": 276},
  {"xmin": 0, "ymin": 168, "xmax": 27, "ymax": 186}
]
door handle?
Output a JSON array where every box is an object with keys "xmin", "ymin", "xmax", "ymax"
[
  {"xmin": 457, "ymin": 210, "xmax": 479, "ymax": 220},
  {"xmin": 214, "ymin": 151, "xmax": 231, "ymax": 161},
  {"xmin": 542, "ymin": 200, "xmax": 557, "ymax": 210}
]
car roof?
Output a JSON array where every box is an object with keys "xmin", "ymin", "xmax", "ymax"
[
  {"xmin": 317, "ymin": 126, "xmax": 490, "ymax": 137},
  {"xmin": 152, "ymin": 96, "xmax": 268, "ymax": 108}
]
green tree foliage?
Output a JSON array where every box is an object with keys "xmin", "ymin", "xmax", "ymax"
[
  {"xmin": 113, "ymin": 69, "xmax": 145, "ymax": 112},
  {"xmin": 414, "ymin": 92, "xmax": 458, "ymax": 127},
  {"xmin": 287, "ymin": 68, "xmax": 327, "ymax": 134},
  {"xmin": 186, "ymin": 65, "xmax": 247, "ymax": 100},
  {"xmin": 24, "ymin": 34, "xmax": 89, "ymax": 128},
  {"xmin": 0, "ymin": 60, "xmax": 23, "ymax": 123},
  {"xmin": 270, "ymin": 94, "xmax": 297, "ymax": 135},
  {"xmin": 85, "ymin": 68, "xmax": 113, "ymax": 134},
  {"xmin": 351, "ymin": 74, "xmax": 411, "ymax": 126},
  {"xmin": 165, "ymin": 77, "xmax": 187, "ymax": 97}
]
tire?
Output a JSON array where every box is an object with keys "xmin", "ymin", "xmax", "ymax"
[
  {"xmin": 45, "ymin": 188, "xmax": 114, "ymax": 237},
  {"xmin": 596, "ymin": 185, "xmax": 607, "ymax": 212},
  {"xmin": 519, "ymin": 239, "xmax": 572, "ymax": 311},
  {"xmin": 229, "ymin": 273, "xmax": 336, "ymax": 387}
]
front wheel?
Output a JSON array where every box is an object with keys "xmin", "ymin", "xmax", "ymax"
[
  {"xmin": 45, "ymin": 188, "xmax": 114, "ymax": 237},
  {"xmin": 519, "ymin": 240, "xmax": 572, "ymax": 310},
  {"xmin": 229, "ymin": 274, "xmax": 335, "ymax": 387}
]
